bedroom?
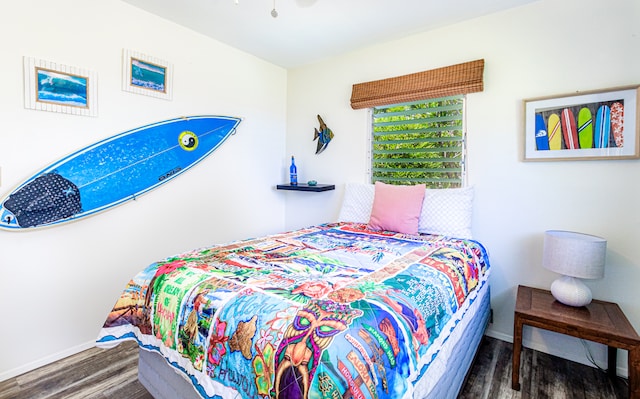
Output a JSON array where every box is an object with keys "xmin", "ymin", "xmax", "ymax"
[{"xmin": 0, "ymin": 0, "xmax": 638, "ymax": 397}]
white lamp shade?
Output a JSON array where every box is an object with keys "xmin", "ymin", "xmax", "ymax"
[{"xmin": 543, "ymin": 230, "xmax": 606, "ymax": 279}]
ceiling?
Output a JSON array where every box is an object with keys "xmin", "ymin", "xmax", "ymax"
[{"xmin": 121, "ymin": 0, "xmax": 537, "ymax": 69}]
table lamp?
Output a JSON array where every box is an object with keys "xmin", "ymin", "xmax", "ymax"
[{"xmin": 542, "ymin": 230, "xmax": 606, "ymax": 307}]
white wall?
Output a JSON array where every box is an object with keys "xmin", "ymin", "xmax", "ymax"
[
  {"xmin": 0, "ymin": 0, "xmax": 287, "ymax": 380},
  {"xmin": 286, "ymin": 0, "xmax": 640, "ymax": 374},
  {"xmin": 2, "ymin": 0, "xmax": 639, "ymax": 384}
]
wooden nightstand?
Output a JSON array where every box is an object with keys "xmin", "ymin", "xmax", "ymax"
[{"xmin": 512, "ymin": 285, "xmax": 640, "ymax": 399}]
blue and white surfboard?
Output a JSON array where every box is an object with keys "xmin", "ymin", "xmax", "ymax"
[
  {"xmin": 594, "ymin": 105, "xmax": 611, "ymax": 149},
  {"xmin": 0, "ymin": 115, "xmax": 241, "ymax": 230},
  {"xmin": 535, "ymin": 113, "xmax": 550, "ymax": 151}
]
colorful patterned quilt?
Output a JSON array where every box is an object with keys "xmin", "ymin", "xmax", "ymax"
[{"xmin": 97, "ymin": 222, "xmax": 490, "ymax": 399}]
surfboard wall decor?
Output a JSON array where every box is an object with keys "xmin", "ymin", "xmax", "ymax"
[
  {"xmin": 535, "ymin": 103, "xmax": 622, "ymax": 151},
  {"xmin": 0, "ymin": 115, "xmax": 241, "ymax": 230},
  {"xmin": 524, "ymin": 86, "xmax": 639, "ymax": 161}
]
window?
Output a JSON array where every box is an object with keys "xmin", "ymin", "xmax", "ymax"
[
  {"xmin": 370, "ymin": 95, "xmax": 465, "ymax": 188},
  {"xmin": 350, "ymin": 59, "xmax": 482, "ymax": 188}
]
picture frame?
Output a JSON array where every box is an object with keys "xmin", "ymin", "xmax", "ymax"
[
  {"xmin": 23, "ymin": 57, "xmax": 97, "ymax": 117},
  {"xmin": 523, "ymin": 85, "xmax": 640, "ymax": 161},
  {"xmin": 122, "ymin": 49, "xmax": 173, "ymax": 100}
]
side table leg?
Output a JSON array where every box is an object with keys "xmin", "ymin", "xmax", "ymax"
[
  {"xmin": 629, "ymin": 348, "xmax": 640, "ymax": 399},
  {"xmin": 512, "ymin": 315, "xmax": 523, "ymax": 391},
  {"xmin": 607, "ymin": 347, "xmax": 617, "ymax": 379}
]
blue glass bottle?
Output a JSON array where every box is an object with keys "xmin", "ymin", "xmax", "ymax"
[{"xmin": 289, "ymin": 156, "xmax": 298, "ymax": 186}]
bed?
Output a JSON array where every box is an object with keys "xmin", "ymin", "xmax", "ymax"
[{"xmin": 97, "ymin": 183, "xmax": 491, "ymax": 399}]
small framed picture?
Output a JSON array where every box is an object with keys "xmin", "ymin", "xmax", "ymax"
[
  {"xmin": 122, "ymin": 49, "xmax": 173, "ymax": 100},
  {"xmin": 523, "ymin": 85, "xmax": 640, "ymax": 161},
  {"xmin": 23, "ymin": 57, "xmax": 97, "ymax": 117}
]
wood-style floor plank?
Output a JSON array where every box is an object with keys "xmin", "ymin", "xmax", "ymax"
[
  {"xmin": 0, "ymin": 341, "xmax": 152, "ymax": 399},
  {"xmin": 0, "ymin": 337, "xmax": 629, "ymax": 398},
  {"xmin": 459, "ymin": 336, "xmax": 628, "ymax": 399}
]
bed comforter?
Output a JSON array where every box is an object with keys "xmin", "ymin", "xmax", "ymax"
[{"xmin": 97, "ymin": 222, "xmax": 490, "ymax": 399}]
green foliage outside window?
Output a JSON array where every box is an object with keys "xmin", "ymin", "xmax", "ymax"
[{"xmin": 371, "ymin": 95, "xmax": 464, "ymax": 188}]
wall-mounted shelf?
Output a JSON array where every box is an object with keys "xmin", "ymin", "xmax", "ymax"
[{"xmin": 276, "ymin": 183, "xmax": 335, "ymax": 192}]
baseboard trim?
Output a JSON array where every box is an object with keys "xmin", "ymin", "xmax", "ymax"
[
  {"xmin": 0, "ymin": 340, "xmax": 96, "ymax": 382},
  {"xmin": 485, "ymin": 328, "xmax": 512, "ymax": 343}
]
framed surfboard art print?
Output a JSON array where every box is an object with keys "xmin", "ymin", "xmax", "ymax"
[{"xmin": 523, "ymin": 85, "xmax": 640, "ymax": 161}]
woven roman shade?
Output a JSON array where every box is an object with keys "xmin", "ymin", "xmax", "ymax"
[{"xmin": 350, "ymin": 59, "xmax": 484, "ymax": 109}]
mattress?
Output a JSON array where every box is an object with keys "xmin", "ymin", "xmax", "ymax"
[
  {"xmin": 97, "ymin": 222, "xmax": 491, "ymax": 399},
  {"xmin": 138, "ymin": 281, "xmax": 490, "ymax": 399}
]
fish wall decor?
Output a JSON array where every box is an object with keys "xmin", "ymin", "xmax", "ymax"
[{"xmin": 313, "ymin": 114, "xmax": 334, "ymax": 154}]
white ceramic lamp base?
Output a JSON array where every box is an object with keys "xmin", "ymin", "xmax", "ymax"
[{"xmin": 550, "ymin": 275, "xmax": 593, "ymax": 307}]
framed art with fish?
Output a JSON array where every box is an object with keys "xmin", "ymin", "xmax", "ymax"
[
  {"xmin": 23, "ymin": 56, "xmax": 97, "ymax": 117},
  {"xmin": 523, "ymin": 85, "xmax": 640, "ymax": 161},
  {"xmin": 122, "ymin": 49, "xmax": 173, "ymax": 100}
]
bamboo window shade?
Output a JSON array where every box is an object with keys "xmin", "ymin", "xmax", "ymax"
[{"xmin": 350, "ymin": 59, "xmax": 484, "ymax": 109}]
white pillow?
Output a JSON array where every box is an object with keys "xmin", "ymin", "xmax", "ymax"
[
  {"xmin": 418, "ymin": 186, "xmax": 473, "ymax": 238},
  {"xmin": 337, "ymin": 182, "xmax": 374, "ymax": 223},
  {"xmin": 338, "ymin": 182, "xmax": 473, "ymax": 238}
]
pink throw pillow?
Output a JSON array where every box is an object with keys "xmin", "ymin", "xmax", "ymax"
[{"xmin": 368, "ymin": 182, "xmax": 426, "ymax": 235}]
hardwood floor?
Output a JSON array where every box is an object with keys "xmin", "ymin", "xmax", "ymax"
[
  {"xmin": 459, "ymin": 336, "xmax": 628, "ymax": 399},
  {"xmin": 0, "ymin": 337, "xmax": 629, "ymax": 398},
  {"xmin": 0, "ymin": 341, "xmax": 151, "ymax": 399}
]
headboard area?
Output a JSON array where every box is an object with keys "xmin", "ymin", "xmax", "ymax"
[{"xmin": 338, "ymin": 182, "xmax": 474, "ymax": 238}]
